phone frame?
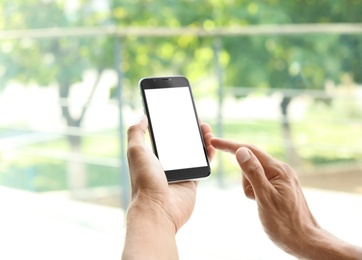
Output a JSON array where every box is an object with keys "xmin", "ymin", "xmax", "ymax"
[{"xmin": 139, "ymin": 76, "xmax": 211, "ymax": 182}]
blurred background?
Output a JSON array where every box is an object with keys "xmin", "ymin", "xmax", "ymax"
[{"xmin": 1, "ymin": 1, "xmax": 362, "ymax": 259}]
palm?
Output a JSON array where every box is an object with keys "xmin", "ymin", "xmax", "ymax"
[
  {"xmin": 130, "ymin": 146, "xmax": 197, "ymax": 231},
  {"xmin": 167, "ymin": 181, "xmax": 198, "ymax": 230},
  {"xmin": 128, "ymin": 118, "xmax": 215, "ymax": 232}
]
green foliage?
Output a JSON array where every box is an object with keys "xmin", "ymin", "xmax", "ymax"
[
  {"xmin": 109, "ymin": 0, "xmax": 362, "ymax": 89},
  {"xmin": 2, "ymin": 0, "xmax": 362, "ymax": 90}
]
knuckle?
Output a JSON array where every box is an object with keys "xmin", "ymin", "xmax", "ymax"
[
  {"xmin": 246, "ymin": 162, "xmax": 263, "ymax": 176},
  {"xmin": 127, "ymin": 124, "xmax": 139, "ymax": 136},
  {"xmin": 279, "ymin": 162, "xmax": 291, "ymax": 174},
  {"xmin": 127, "ymin": 144, "xmax": 145, "ymax": 159},
  {"xmin": 280, "ymin": 161, "xmax": 292, "ymax": 171},
  {"xmin": 277, "ymin": 162, "xmax": 300, "ymax": 184}
]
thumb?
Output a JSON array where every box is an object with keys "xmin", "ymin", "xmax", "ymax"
[{"xmin": 236, "ymin": 148, "xmax": 273, "ymax": 200}]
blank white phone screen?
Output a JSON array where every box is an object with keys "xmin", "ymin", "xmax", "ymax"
[{"xmin": 145, "ymin": 87, "xmax": 208, "ymax": 171}]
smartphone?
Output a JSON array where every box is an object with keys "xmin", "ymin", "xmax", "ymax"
[{"xmin": 139, "ymin": 76, "xmax": 211, "ymax": 182}]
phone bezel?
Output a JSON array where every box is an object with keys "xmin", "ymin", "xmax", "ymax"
[{"xmin": 139, "ymin": 76, "xmax": 211, "ymax": 182}]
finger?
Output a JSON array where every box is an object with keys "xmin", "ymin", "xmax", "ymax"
[
  {"xmin": 242, "ymin": 174, "xmax": 255, "ymax": 200},
  {"xmin": 200, "ymin": 123, "xmax": 211, "ymax": 135},
  {"xmin": 236, "ymin": 148, "xmax": 274, "ymax": 200},
  {"xmin": 127, "ymin": 116, "xmax": 166, "ymax": 189},
  {"xmin": 201, "ymin": 123, "xmax": 215, "ymax": 161},
  {"xmin": 203, "ymin": 132, "xmax": 213, "ymax": 146},
  {"xmin": 211, "ymin": 137, "xmax": 241, "ymax": 154},
  {"xmin": 211, "ymin": 138, "xmax": 274, "ymax": 165},
  {"xmin": 127, "ymin": 115, "xmax": 148, "ymax": 148},
  {"xmin": 204, "ymin": 133, "xmax": 215, "ymax": 161},
  {"xmin": 127, "ymin": 115, "xmax": 150, "ymax": 173}
]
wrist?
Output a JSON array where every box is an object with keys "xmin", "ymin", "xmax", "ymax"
[
  {"xmin": 127, "ymin": 197, "xmax": 176, "ymax": 233},
  {"xmin": 122, "ymin": 198, "xmax": 178, "ymax": 259},
  {"xmin": 292, "ymin": 227, "xmax": 362, "ymax": 260}
]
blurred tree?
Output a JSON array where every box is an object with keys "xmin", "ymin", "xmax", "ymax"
[
  {"xmin": 0, "ymin": 0, "xmax": 114, "ymax": 193},
  {"xmin": 218, "ymin": 0, "xmax": 362, "ymax": 164},
  {"xmin": 109, "ymin": 0, "xmax": 217, "ymax": 91}
]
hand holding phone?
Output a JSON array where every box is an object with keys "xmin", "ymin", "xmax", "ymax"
[{"xmin": 139, "ymin": 76, "xmax": 211, "ymax": 182}]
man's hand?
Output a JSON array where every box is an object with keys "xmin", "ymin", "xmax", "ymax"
[
  {"xmin": 123, "ymin": 116, "xmax": 214, "ymax": 259},
  {"xmin": 127, "ymin": 115, "xmax": 214, "ymax": 231},
  {"xmin": 211, "ymin": 138, "xmax": 362, "ymax": 259}
]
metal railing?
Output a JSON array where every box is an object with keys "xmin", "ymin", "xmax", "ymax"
[{"xmin": 2, "ymin": 23, "xmax": 362, "ymax": 39}]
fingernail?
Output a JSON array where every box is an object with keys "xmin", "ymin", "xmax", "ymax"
[{"xmin": 236, "ymin": 148, "xmax": 251, "ymax": 164}]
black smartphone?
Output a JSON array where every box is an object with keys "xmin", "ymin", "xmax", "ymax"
[{"xmin": 139, "ymin": 76, "xmax": 211, "ymax": 182}]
